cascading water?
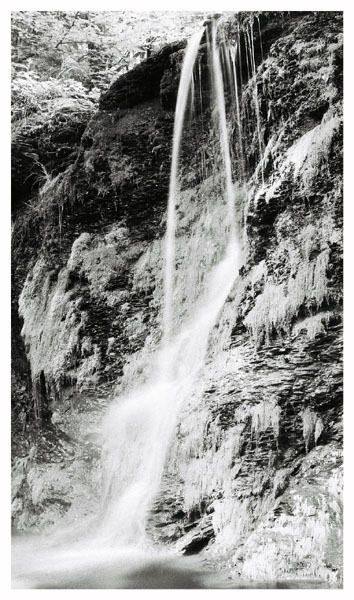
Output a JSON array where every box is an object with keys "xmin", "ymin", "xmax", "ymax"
[
  {"xmin": 99, "ymin": 242, "xmax": 240, "ymax": 546},
  {"xmin": 97, "ymin": 20, "xmax": 243, "ymax": 547}
]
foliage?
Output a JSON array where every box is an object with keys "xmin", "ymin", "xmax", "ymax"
[
  {"xmin": 11, "ymin": 11, "xmax": 206, "ymax": 128},
  {"xmin": 11, "ymin": 11, "xmax": 204, "ymax": 136},
  {"xmin": 15, "ymin": 171, "xmax": 66, "ymax": 236},
  {"xmin": 11, "ymin": 70, "xmax": 98, "ymax": 126},
  {"xmin": 12, "ymin": 11, "xmax": 206, "ymax": 81}
]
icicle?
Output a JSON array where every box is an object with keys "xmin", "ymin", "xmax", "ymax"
[
  {"xmin": 221, "ymin": 38, "xmax": 233, "ymax": 96},
  {"xmin": 244, "ymin": 26, "xmax": 251, "ymax": 82}
]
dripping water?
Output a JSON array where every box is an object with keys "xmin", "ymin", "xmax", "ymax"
[
  {"xmin": 189, "ymin": 70, "xmax": 196, "ymax": 122},
  {"xmin": 198, "ymin": 57, "xmax": 206, "ymax": 181},
  {"xmin": 210, "ymin": 19, "xmax": 238, "ymax": 245},
  {"xmin": 230, "ymin": 43, "xmax": 245, "ymax": 180},
  {"xmin": 247, "ymin": 20, "xmax": 264, "ymax": 184},
  {"xmin": 256, "ymin": 14, "xmax": 264, "ymax": 62}
]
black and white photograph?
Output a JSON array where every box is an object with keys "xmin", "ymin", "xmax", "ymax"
[{"xmin": 10, "ymin": 3, "xmax": 344, "ymax": 590}]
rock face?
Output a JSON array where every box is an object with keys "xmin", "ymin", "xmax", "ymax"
[{"xmin": 11, "ymin": 11, "xmax": 343, "ymax": 585}]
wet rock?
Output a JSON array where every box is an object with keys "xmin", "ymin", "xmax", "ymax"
[{"xmin": 99, "ymin": 41, "xmax": 185, "ymax": 110}]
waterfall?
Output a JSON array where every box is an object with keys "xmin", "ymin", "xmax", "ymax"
[
  {"xmin": 198, "ymin": 57, "xmax": 206, "ymax": 181},
  {"xmin": 96, "ymin": 21, "xmax": 243, "ymax": 548}
]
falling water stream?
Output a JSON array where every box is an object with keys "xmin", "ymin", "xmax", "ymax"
[
  {"xmin": 163, "ymin": 28, "xmax": 204, "ymax": 345},
  {"xmin": 96, "ymin": 20, "xmax": 242, "ymax": 548}
]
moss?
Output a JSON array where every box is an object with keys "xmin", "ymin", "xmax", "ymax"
[
  {"xmin": 19, "ymin": 223, "xmax": 138, "ymax": 410},
  {"xmin": 250, "ymin": 259, "xmax": 267, "ymax": 288},
  {"xmin": 68, "ymin": 228, "xmax": 133, "ymax": 300},
  {"xmin": 76, "ymin": 345, "xmax": 101, "ymax": 391}
]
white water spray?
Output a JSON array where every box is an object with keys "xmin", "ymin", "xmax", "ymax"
[{"xmin": 98, "ymin": 239, "xmax": 240, "ymax": 546}]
